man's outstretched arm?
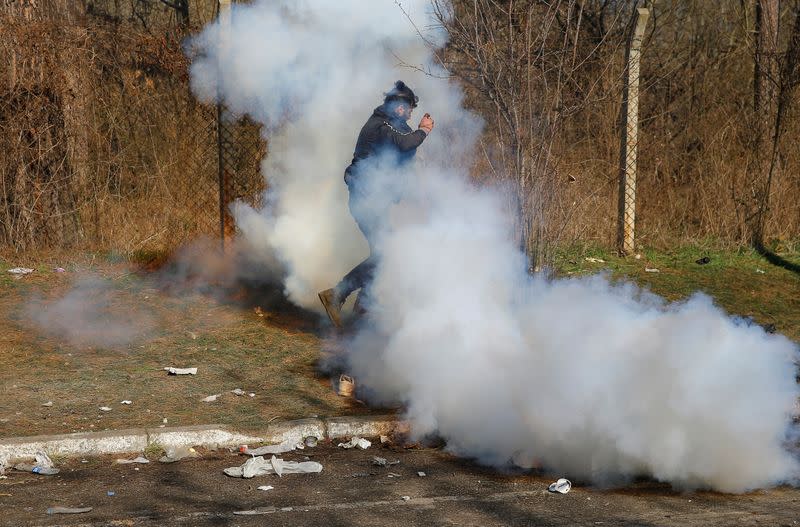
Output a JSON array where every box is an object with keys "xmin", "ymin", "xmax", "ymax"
[{"xmin": 382, "ymin": 113, "xmax": 435, "ymax": 151}]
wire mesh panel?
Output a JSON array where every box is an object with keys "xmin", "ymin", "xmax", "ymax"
[
  {"xmin": 159, "ymin": 103, "xmax": 222, "ymax": 249},
  {"xmin": 218, "ymin": 109, "xmax": 267, "ymax": 246},
  {"xmin": 0, "ymin": 5, "xmax": 267, "ymax": 255}
]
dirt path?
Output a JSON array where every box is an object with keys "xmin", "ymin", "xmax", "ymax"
[{"xmin": 2, "ymin": 444, "xmax": 798, "ymax": 527}]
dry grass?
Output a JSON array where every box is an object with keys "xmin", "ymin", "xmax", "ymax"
[
  {"xmin": 2, "ymin": 1, "xmax": 800, "ymax": 258},
  {"xmin": 0, "ymin": 254, "xmax": 373, "ymax": 438},
  {"xmin": 1, "ymin": 244, "xmax": 797, "ymax": 439}
]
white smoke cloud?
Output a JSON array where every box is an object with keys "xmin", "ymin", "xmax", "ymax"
[
  {"xmin": 350, "ymin": 173, "xmax": 800, "ymax": 491},
  {"xmin": 26, "ymin": 275, "xmax": 155, "ymax": 349},
  {"xmin": 189, "ymin": 0, "xmax": 469, "ymax": 308},
  {"xmin": 189, "ymin": 0, "xmax": 800, "ymax": 492}
]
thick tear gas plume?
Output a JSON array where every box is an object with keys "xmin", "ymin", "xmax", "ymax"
[
  {"xmin": 188, "ymin": 0, "xmax": 800, "ymax": 492},
  {"xmin": 23, "ymin": 238, "xmax": 294, "ymax": 352},
  {"xmin": 188, "ymin": 0, "xmax": 478, "ymax": 309}
]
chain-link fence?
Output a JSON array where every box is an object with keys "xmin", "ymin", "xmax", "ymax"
[
  {"xmin": 0, "ymin": 2, "xmax": 265, "ymax": 255},
  {"xmin": 164, "ymin": 103, "xmax": 266, "ymax": 252}
]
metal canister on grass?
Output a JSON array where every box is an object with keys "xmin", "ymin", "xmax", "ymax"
[{"xmin": 338, "ymin": 374, "xmax": 355, "ymax": 397}]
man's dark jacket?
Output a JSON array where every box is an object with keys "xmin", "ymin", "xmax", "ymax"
[{"xmin": 344, "ymin": 104, "xmax": 427, "ymax": 185}]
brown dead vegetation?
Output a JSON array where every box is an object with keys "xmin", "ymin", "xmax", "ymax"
[
  {"xmin": 0, "ymin": 0, "xmax": 263, "ymax": 253},
  {"xmin": 1, "ymin": 0, "xmax": 799, "ymax": 256},
  {"xmin": 440, "ymin": 0, "xmax": 800, "ymax": 259}
]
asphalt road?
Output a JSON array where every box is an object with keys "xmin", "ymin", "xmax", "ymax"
[{"xmin": 2, "ymin": 443, "xmax": 799, "ymax": 526}]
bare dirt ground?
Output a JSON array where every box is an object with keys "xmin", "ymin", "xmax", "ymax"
[
  {"xmin": 2, "ymin": 444, "xmax": 799, "ymax": 527},
  {"xmin": 0, "ymin": 252, "xmax": 375, "ymax": 438},
  {"xmin": 1, "ymin": 246, "xmax": 798, "ymax": 440}
]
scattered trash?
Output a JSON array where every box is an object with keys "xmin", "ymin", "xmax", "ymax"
[
  {"xmin": 99, "ymin": 406, "xmax": 112, "ymax": 412},
  {"xmin": 7, "ymin": 268, "xmax": 34, "ymax": 275},
  {"xmin": 54, "ymin": 267, "xmax": 66, "ymax": 273},
  {"xmin": 47, "ymin": 507, "xmax": 92, "ymax": 515},
  {"xmin": 257, "ymin": 485, "xmax": 274, "ymax": 491},
  {"xmin": 159, "ymin": 446, "xmax": 199, "ymax": 463},
  {"xmin": 417, "ymin": 471, "xmax": 426, "ymax": 477},
  {"xmin": 37, "ymin": 451, "xmax": 54, "ymax": 467},
  {"xmin": 644, "ymin": 267, "xmax": 660, "ymax": 273},
  {"xmin": 234, "ymin": 506, "xmax": 277, "ymax": 515},
  {"xmin": 187, "ymin": 331, "xmax": 198, "ymax": 340},
  {"xmin": 695, "ymin": 256, "xmax": 711, "ymax": 265},
  {"xmin": 387, "ymin": 472, "xmax": 401, "ymax": 478},
  {"xmin": 42, "ymin": 401, "xmax": 53, "ymax": 407},
  {"xmin": 338, "ymin": 374, "xmax": 355, "ymax": 397},
  {"xmin": 380, "ymin": 435, "xmax": 391, "ymax": 444},
  {"xmin": 162, "ymin": 418, "xmax": 168, "ymax": 424},
  {"xmin": 756, "ymin": 268, "xmax": 766, "ymax": 274},
  {"xmin": 164, "ymin": 367, "xmax": 197, "ymax": 375},
  {"xmin": 240, "ymin": 440, "xmax": 301, "ymax": 456},
  {"xmin": 248, "ymin": 393, "xmax": 256, "ymax": 397},
  {"xmin": 401, "ymin": 496, "xmax": 411, "ymax": 501},
  {"xmin": 15, "ymin": 464, "xmax": 59, "ymax": 475},
  {"xmin": 634, "ymin": 254, "xmax": 642, "ymax": 260},
  {"xmin": 338, "ymin": 437, "xmax": 371, "ymax": 450},
  {"xmin": 116, "ymin": 456, "xmax": 149, "ymax": 464},
  {"xmin": 304, "ymin": 436, "xmax": 318, "ymax": 448},
  {"xmin": 107, "ymin": 491, "xmax": 115, "ymax": 497},
  {"xmin": 120, "ymin": 400, "xmax": 132, "ymax": 405},
  {"xmin": 201, "ymin": 394, "xmax": 221, "ymax": 403},
  {"xmin": 254, "ymin": 306, "xmax": 265, "ymax": 317},
  {"xmin": 223, "ymin": 455, "xmax": 322, "ymax": 478},
  {"xmin": 548, "ymin": 478, "xmax": 572, "ymax": 494},
  {"xmin": 231, "ymin": 388, "xmax": 246, "ymax": 396},
  {"xmin": 584, "ymin": 257, "xmax": 605, "ymax": 264},
  {"xmin": 372, "ymin": 456, "xmax": 400, "ymax": 467}
]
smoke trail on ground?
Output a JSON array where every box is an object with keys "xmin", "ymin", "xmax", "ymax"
[
  {"xmin": 26, "ymin": 275, "xmax": 156, "ymax": 349},
  {"xmin": 189, "ymin": 0, "xmax": 800, "ymax": 492}
]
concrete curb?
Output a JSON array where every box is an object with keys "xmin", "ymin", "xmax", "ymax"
[{"xmin": 0, "ymin": 415, "xmax": 407, "ymax": 463}]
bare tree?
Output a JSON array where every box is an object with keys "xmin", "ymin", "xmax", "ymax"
[
  {"xmin": 743, "ymin": 0, "xmax": 781, "ymax": 246},
  {"xmin": 157, "ymin": 0, "xmax": 190, "ymax": 28},
  {"xmin": 433, "ymin": 0, "xmax": 630, "ymax": 269}
]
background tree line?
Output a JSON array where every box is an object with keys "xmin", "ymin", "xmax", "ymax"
[{"xmin": 1, "ymin": 0, "xmax": 798, "ymax": 258}]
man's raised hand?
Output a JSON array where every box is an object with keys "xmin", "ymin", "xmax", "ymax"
[{"xmin": 419, "ymin": 113, "xmax": 434, "ymax": 134}]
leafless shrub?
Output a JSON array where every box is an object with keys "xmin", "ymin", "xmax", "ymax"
[
  {"xmin": 1, "ymin": 0, "xmax": 800, "ymax": 257},
  {"xmin": 0, "ymin": 0, "xmax": 264, "ymax": 253}
]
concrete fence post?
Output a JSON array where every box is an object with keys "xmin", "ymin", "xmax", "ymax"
[{"xmin": 617, "ymin": 7, "xmax": 650, "ymax": 256}]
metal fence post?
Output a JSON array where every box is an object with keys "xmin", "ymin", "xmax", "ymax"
[
  {"xmin": 617, "ymin": 7, "xmax": 650, "ymax": 256},
  {"xmin": 217, "ymin": 0, "xmax": 234, "ymax": 251}
]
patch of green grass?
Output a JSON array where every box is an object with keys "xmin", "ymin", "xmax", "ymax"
[
  {"xmin": 143, "ymin": 442, "xmax": 164, "ymax": 459},
  {"xmin": 553, "ymin": 243, "xmax": 800, "ymax": 341}
]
